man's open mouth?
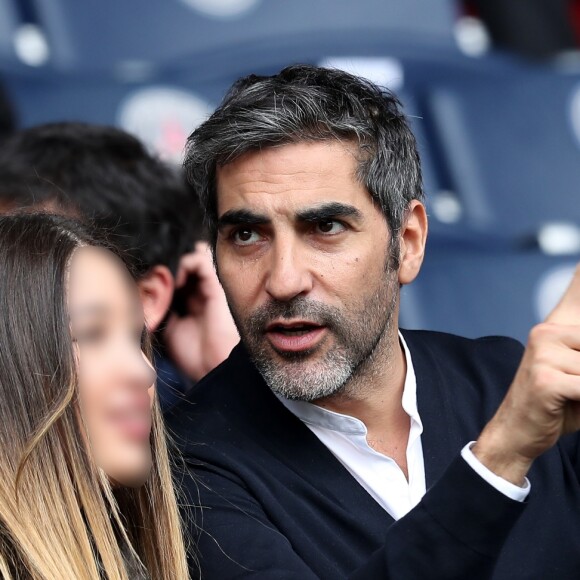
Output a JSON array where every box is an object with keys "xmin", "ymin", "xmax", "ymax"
[{"xmin": 266, "ymin": 321, "xmax": 323, "ymax": 335}]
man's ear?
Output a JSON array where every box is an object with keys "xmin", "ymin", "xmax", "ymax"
[
  {"xmin": 398, "ymin": 200, "xmax": 428, "ymax": 286},
  {"xmin": 137, "ymin": 265, "xmax": 175, "ymax": 332}
]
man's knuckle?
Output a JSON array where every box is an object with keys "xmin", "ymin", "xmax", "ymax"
[
  {"xmin": 530, "ymin": 365, "xmax": 557, "ymax": 391},
  {"xmin": 528, "ymin": 323, "xmax": 560, "ymax": 345}
]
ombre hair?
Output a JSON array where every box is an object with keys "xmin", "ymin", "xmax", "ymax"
[{"xmin": 0, "ymin": 213, "xmax": 188, "ymax": 579}]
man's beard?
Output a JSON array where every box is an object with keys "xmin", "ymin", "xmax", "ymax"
[{"xmin": 230, "ymin": 273, "xmax": 399, "ymax": 402}]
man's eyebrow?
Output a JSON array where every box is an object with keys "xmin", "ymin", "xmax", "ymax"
[
  {"xmin": 296, "ymin": 202, "xmax": 363, "ymax": 222},
  {"xmin": 217, "ymin": 209, "xmax": 271, "ymax": 229}
]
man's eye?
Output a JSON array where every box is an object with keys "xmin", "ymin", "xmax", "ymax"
[
  {"xmin": 315, "ymin": 220, "xmax": 346, "ymax": 235},
  {"xmin": 232, "ymin": 228, "xmax": 261, "ymax": 245}
]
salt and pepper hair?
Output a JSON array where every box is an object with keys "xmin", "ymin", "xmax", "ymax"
[{"xmin": 184, "ymin": 64, "xmax": 424, "ymax": 257}]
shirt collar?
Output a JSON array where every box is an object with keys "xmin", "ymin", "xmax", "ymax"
[{"xmin": 277, "ymin": 331, "xmax": 421, "ymax": 434}]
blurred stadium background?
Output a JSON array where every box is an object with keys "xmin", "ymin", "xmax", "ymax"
[{"xmin": 1, "ymin": 0, "xmax": 580, "ymax": 344}]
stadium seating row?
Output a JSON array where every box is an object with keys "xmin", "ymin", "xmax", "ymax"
[{"xmin": 1, "ymin": 0, "xmax": 579, "ymax": 342}]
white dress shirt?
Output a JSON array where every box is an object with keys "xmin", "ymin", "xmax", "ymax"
[{"xmin": 278, "ymin": 332, "xmax": 530, "ymax": 521}]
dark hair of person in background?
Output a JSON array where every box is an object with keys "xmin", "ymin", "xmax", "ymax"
[
  {"xmin": 0, "ymin": 122, "xmax": 240, "ymax": 410},
  {"xmin": 185, "ymin": 63, "xmax": 424, "ymax": 267},
  {"xmin": 0, "ymin": 82, "xmax": 16, "ymax": 144},
  {"xmin": 0, "ymin": 122, "xmax": 205, "ymax": 278},
  {"xmin": 0, "ymin": 212, "xmax": 188, "ymax": 579}
]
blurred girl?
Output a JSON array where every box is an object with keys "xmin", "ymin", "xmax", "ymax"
[{"xmin": 0, "ymin": 213, "xmax": 188, "ymax": 579}]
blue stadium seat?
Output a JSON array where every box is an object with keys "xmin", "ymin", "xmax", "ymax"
[
  {"xmin": 1, "ymin": 34, "xmax": 457, "ymax": 170},
  {"xmin": 0, "ymin": 0, "xmax": 20, "ymax": 68},
  {"xmin": 400, "ymin": 236, "xmax": 580, "ymax": 342},
  {"xmin": 0, "ymin": 0, "xmax": 466, "ymax": 177},
  {"xmin": 26, "ymin": 0, "xmax": 458, "ymax": 71},
  {"xmin": 422, "ymin": 58, "xmax": 580, "ymax": 240}
]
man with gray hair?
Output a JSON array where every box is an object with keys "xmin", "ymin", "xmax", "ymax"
[{"xmin": 168, "ymin": 65, "xmax": 580, "ymax": 579}]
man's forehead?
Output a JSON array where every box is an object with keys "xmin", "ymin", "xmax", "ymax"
[
  {"xmin": 216, "ymin": 141, "xmax": 359, "ymax": 184},
  {"xmin": 215, "ymin": 141, "xmax": 370, "ymax": 216},
  {"xmin": 218, "ymin": 139, "xmax": 359, "ymax": 169}
]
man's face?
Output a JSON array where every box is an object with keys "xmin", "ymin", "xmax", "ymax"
[{"xmin": 215, "ymin": 141, "xmax": 400, "ymax": 401}]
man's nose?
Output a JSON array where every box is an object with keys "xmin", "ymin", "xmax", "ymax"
[{"xmin": 264, "ymin": 239, "xmax": 313, "ymax": 302}]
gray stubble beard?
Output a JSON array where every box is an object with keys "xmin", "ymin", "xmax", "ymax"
[{"xmin": 234, "ymin": 274, "xmax": 399, "ymax": 402}]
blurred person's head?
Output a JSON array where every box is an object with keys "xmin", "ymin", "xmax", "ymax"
[
  {"xmin": 0, "ymin": 122, "xmax": 204, "ymax": 332},
  {"xmin": 0, "ymin": 212, "xmax": 188, "ymax": 579}
]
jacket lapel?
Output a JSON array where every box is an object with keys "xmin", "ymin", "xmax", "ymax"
[
  {"xmin": 401, "ymin": 330, "xmax": 464, "ymax": 489},
  {"xmin": 227, "ymin": 344, "xmax": 396, "ymax": 524}
]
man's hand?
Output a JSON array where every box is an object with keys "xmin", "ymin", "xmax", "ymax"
[
  {"xmin": 473, "ymin": 265, "xmax": 580, "ymax": 485},
  {"xmin": 164, "ymin": 242, "xmax": 239, "ymax": 382}
]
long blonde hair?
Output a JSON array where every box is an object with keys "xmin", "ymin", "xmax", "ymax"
[{"xmin": 0, "ymin": 213, "xmax": 189, "ymax": 579}]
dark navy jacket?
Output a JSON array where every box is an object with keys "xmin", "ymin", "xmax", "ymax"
[
  {"xmin": 167, "ymin": 330, "xmax": 580, "ymax": 579},
  {"xmin": 154, "ymin": 352, "xmax": 192, "ymax": 413}
]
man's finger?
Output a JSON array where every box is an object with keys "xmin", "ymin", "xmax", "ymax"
[{"xmin": 546, "ymin": 264, "xmax": 580, "ymax": 325}]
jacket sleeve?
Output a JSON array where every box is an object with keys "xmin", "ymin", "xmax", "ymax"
[
  {"xmin": 558, "ymin": 432, "xmax": 580, "ymax": 484},
  {"xmin": 182, "ymin": 455, "xmax": 526, "ymax": 579}
]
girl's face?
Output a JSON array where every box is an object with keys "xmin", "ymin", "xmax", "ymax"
[{"xmin": 68, "ymin": 246, "xmax": 156, "ymax": 487}]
